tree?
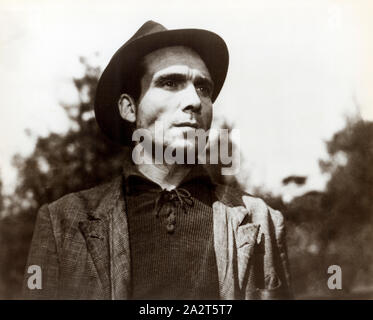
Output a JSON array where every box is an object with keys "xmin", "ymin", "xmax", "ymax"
[
  {"xmin": 12, "ymin": 58, "xmax": 125, "ymax": 211},
  {"xmin": 318, "ymin": 118, "xmax": 373, "ymax": 292},
  {"xmin": 0, "ymin": 174, "xmax": 3, "ymax": 216},
  {"xmin": 257, "ymin": 118, "xmax": 373, "ymax": 298},
  {"xmin": 320, "ymin": 118, "xmax": 373, "ymax": 230}
]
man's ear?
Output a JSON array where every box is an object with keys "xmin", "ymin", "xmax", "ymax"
[{"xmin": 118, "ymin": 94, "xmax": 136, "ymax": 123}]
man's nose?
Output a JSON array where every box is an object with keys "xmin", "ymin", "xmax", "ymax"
[{"xmin": 181, "ymin": 83, "xmax": 202, "ymax": 114}]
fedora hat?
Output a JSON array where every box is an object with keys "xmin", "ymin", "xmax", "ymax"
[{"xmin": 94, "ymin": 20, "xmax": 229, "ymax": 145}]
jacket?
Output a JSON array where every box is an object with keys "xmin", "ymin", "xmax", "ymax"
[{"xmin": 23, "ymin": 175, "xmax": 292, "ymax": 299}]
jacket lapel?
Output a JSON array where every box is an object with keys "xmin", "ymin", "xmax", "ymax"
[
  {"xmin": 235, "ymin": 215, "xmax": 260, "ymax": 296},
  {"xmin": 213, "ymin": 186, "xmax": 260, "ymax": 299},
  {"xmin": 79, "ymin": 216, "xmax": 111, "ymax": 298},
  {"xmin": 109, "ymin": 184, "xmax": 132, "ymax": 299},
  {"xmin": 78, "ymin": 176, "xmax": 128, "ymax": 299},
  {"xmin": 212, "ymin": 201, "xmax": 240, "ymax": 299}
]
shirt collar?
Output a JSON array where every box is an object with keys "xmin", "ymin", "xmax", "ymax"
[{"xmin": 122, "ymin": 156, "xmax": 213, "ymax": 194}]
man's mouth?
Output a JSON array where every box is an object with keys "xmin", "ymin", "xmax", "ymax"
[{"xmin": 173, "ymin": 122, "xmax": 199, "ymax": 129}]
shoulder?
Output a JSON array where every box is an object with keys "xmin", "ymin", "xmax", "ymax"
[
  {"xmin": 40, "ymin": 176, "xmax": 122, "ymax": 230},
  {"xmin": 214, "ymin": 184, "xmax": 285, "ymax": 233},
  {"xmin": 213, "ymin": 183, "xmax": 270, "ymax": 211},
  {"xmin": 49, "ymin": 176, "xmax": 121, "ymax": 213}
]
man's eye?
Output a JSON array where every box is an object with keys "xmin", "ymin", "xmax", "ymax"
[
  {"xmin": 164, "ymin": 80, "xmax": 177, "ymax": 88},
  {"xmin": 197, "ymin": 86, "xmax": 211, "ymax": 96}
]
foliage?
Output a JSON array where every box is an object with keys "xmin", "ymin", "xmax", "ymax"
[
  {"xmin": 12, "ymin": 59, "xmax": 125, "ymax": 211},
  {"xmin": 263, "ymin": 118, "xmax": 373, "ymax": 297},
  {"xmin": 318, "ymin": 119, "xmax": 373, "ymax": 294},
  {"xmin": 0, "ymin": 177, "xmax": 3, "ymax": 215}
]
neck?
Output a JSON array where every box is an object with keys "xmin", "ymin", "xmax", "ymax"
[
  {"xmin": 137, "ymin": 163, "xmax": 192, "ymax": 190},
  {"xmin": 136, "ymin": 148, "xmax": 192, "ymax": 190}
]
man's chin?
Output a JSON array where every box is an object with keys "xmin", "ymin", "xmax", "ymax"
[
  {"xmin": 161, "ymin": 139, "xmax": 198, "ymax": 164},
  {"xmin": 166, "ymin": 139, "xmax": 196, "ymax": 151}
]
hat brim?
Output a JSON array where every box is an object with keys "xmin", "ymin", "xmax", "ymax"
[{"xmin": 94, "ymin": 28, "xmax": 229, "ymax": 145}]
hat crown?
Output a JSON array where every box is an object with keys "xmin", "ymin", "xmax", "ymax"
[{"xmin": 128, "ymin": 20, "xmax": 167, "ymax": 43}]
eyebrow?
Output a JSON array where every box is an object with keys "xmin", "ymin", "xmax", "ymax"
[{"xmin": 153, "ymin": 72, "xmax": 214, "ymax": 91}]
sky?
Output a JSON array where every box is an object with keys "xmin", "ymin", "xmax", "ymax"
[{"xmin": 0, "ymin": 0, "xmax": 372, "ymax": 200}]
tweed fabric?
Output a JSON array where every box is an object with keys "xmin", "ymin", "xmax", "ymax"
[{"xmin": 23, "ymin": 175, "xmax": 292, "ymax": 300}]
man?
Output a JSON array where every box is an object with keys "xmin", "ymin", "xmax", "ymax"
[{"xmin": 23, "ymin": 21, "xmax": 292, "ymax": 300}]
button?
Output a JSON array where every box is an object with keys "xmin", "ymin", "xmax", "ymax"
[
  {"xmin": 166, "ymin": 223, "xmax": 175, "ymax": 234},
  {"xmin": 167, "ymin": 212, "xmax": 176, "ymax": 224}
]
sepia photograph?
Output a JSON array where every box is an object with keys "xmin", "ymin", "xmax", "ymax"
[{"xmin": 0, "ymin": 0, "xmax": 372, "ymax": 303}]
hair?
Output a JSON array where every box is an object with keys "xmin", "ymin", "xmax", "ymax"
[
  {"xmin": 118, "ymin": 57, "xmax": 147, "ymax": 148},
  {"xmin": 124, "ymin": 57, "xmax": 147, "ymax": 104}
]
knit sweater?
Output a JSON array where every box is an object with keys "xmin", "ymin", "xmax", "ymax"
[{"xmin": 124, "ymin": 171, "xmax": 220, "ymax": 300}]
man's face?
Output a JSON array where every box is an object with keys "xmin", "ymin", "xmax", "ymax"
[{"xmin": 136, "ymin": 46, "xmax": 214, "ymax": 151}]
